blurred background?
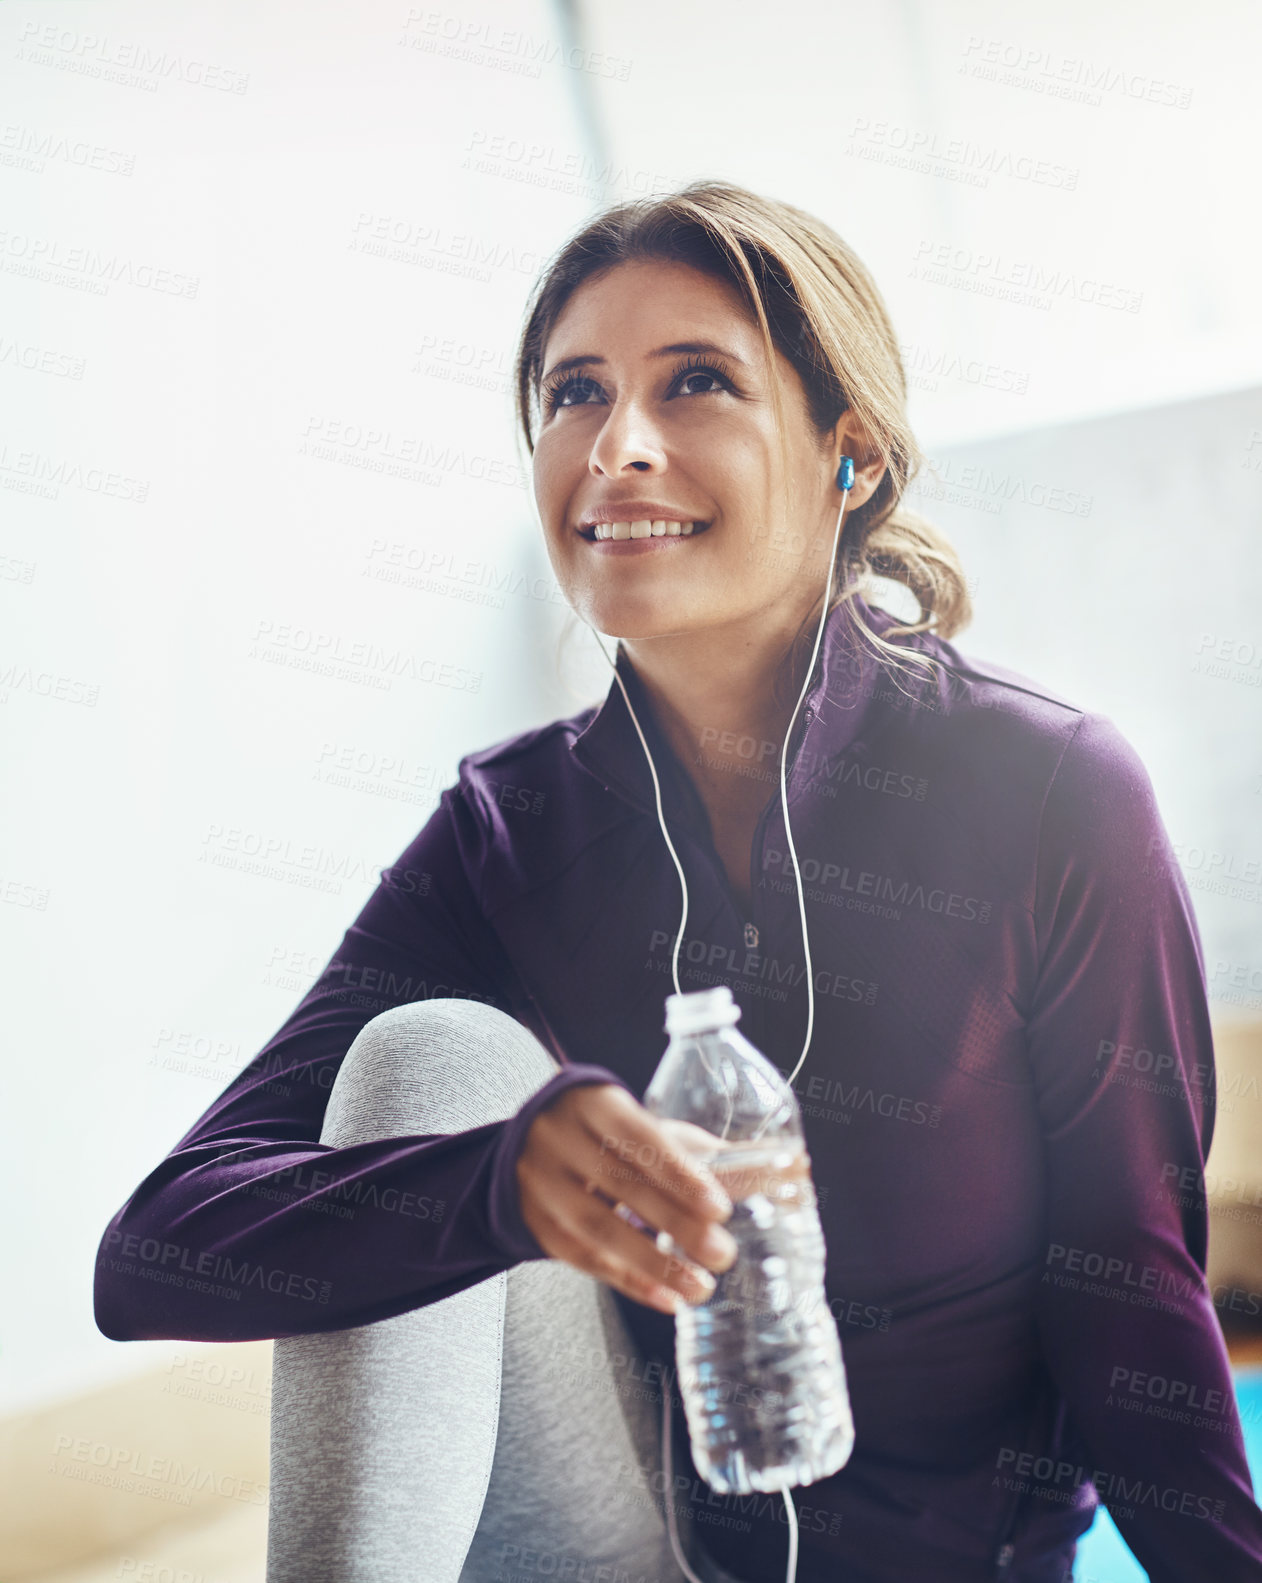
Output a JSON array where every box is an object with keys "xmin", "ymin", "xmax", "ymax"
[{"xmin": 2, "ymin": 0, "xmax": 1260, "ymax": 1578}]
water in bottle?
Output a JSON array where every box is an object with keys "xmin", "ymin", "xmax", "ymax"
[{"xmin": 642, "ymin": 985, "xmax": 855, "ymax": 1496}]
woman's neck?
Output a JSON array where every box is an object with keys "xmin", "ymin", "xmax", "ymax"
[{"xmin": 619, "ymin": 630, "xmax": 811, "ymax": 822}]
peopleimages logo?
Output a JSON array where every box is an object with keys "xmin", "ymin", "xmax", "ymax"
[
  {"xmin": 1107, "ymin": 1365, "xmax": 1231, "ymax": 1417},
  {"xmin": 101, "ymin": 1230, "xmax": 331, "ymax": 1305},
  {"xmin": 760, "ymin": 848, "xmax": 992, "ymax": 923},
  {"xmin": 645, "ymin": 929, "xmax": 878, "ymax": 1004},
  {"xmin": 993, "ymin": 1447, "xmax": 1224, "ymax": 1524}
]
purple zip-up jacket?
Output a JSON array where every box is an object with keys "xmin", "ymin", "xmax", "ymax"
[{"xmin": 94, "ymin": 593, "xmax": 1262, "ymax": 1581}]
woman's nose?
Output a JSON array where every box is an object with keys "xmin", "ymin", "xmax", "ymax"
[{"xmin": 587, "ymin": 396, "xmax": 667, "ymax": 476}]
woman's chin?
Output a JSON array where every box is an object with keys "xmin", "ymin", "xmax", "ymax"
[{"xmin": 574, "ymin": 597, "xmax": 707, "ymax": 641}]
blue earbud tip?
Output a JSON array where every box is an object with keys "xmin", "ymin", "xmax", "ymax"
[{"xmin": 837, "ymin": 456, "xmax": 855, "ymax": 492}]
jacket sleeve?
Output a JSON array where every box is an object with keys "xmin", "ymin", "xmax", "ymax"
[
  {"xmin": 1025, "ymin": 711, "xmax": 1262, "ymax": 1579},
  {"xmin": 93, "ymin": 773, "xmax": 633, "ymax": 1343}
]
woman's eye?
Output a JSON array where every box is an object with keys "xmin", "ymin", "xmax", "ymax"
[
  {"xmin": 669, "ymin": 357, "xmax": 736, "ymax": 398},
  {"xmin": 543, "ymin": 359, "xmax": 734, "ymax": 415},
  {"xmin": 553, "ymin": 376, "xmax": 599, "ymax": 409},
  {"xmin": 676, "ymin": 370, "xmax": 723, "ymax": 396}
]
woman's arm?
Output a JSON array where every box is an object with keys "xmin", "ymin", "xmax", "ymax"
[
  {"xmin": 1025, "ymin": 711, "xmax": 1262, "ymax": 1580},
  {"xmin": 93, "ymin": 774, "xmax": 632, "ymax": 1343}
]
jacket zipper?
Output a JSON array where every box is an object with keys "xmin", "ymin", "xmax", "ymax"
[
  {"xmin": 736, "ymin": 704, "xmax": 816, "ymax": 1048},
  {"xmin": 603, "ymin": 703, "xmax": 816, "ymax": 1020},
  {"xmin": 743, "ymin": 702, "xmax": 814, "ymax": 941}
]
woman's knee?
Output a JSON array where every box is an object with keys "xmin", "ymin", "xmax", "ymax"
[{"xmin": 320, "ymin": 996, "xmax": 560, "ymax": 1148}]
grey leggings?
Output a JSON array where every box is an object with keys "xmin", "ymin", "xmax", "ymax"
[{"xmin": 266, "ymin": 998, "xmax": 746, "ymax": 1583}]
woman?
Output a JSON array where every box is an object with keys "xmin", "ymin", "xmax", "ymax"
[{"xmin": 94, "ymin": 182, "xmax": 1262, "ymax": 1582}]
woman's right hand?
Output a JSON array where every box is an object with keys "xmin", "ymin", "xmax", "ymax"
[{"xmin": 514, "ymin": 1082, "xmax": 743, "ymax": 1314}]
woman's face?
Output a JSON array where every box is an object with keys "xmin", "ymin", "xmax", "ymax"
[{"xmin": 532, "ymin": 258, "xmax": 879, "ymax": 646}]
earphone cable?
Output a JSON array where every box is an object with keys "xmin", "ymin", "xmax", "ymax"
[{"xmin": 579, "ymin": 477, "xmax": 852, "ymax": 1583}]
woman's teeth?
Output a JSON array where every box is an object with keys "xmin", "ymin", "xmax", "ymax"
[{"xmin": 591, "ymin": 520, "xmax": 704, "ymax": 540}]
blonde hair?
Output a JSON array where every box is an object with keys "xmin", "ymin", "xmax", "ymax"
[{"xmin": 513, "ymin": 179, "xmax": 971, "ymax": 703}]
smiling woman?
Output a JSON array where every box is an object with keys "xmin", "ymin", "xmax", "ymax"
[
  {"xmin": 515, "ymin": 193, "xmax": 974, "ymax": 895},
  {"xmin": 94, "ymin": 181, "xmax": 1262, "ymax": 1583},
  {"xmin": 497, "ymin": 186, "xmax": 1262, "ymax": 1583}
]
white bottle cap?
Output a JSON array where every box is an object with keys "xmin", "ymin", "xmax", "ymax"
[{"xmin": 664, "ymin": 986, "xmax": 742, "ymax": 1038}]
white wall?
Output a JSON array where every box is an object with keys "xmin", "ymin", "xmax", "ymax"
[
  {"xmin": 3, "ymin": 0, "xmax": 1260, "ymax": 1414},
  {"xmin": 577, "ymin": 0, "xmax": 1262, "ymax": 442},
  {"xmin": 0, "ymin": 0, "xmax": 597, "ymax": 1415}
]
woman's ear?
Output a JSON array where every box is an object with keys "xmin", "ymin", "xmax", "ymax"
[{"xmin": 829, "ymin": 409, "xmax": 886, "ymax": 510}]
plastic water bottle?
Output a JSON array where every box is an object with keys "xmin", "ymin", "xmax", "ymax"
[{"xmin": 642, "ymin": 985, "xmax": 855, "ymax": 1496}]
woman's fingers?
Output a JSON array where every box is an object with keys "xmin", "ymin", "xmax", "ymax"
[
  {"xmin": 574, "ymin": 1101, "xmax": 813, "ymax": 1253},
  {"xmin": 518, "ymin": 1085, "xmax": 736, "ymax": 1285},
  {"xmin": 561, "ymin": 1092, "xmax": 743, "ymax": 1273},
  {"xmin": 584, "ymin": 1095, "xmax": 733, "ymax": 1206},
  {"xmin": 708, "ymin": 1141, "xmax": 814, "ymax": 1207},
  {"xmin": 515, "ymin": 1082, "xmax": 818, "ymax": 1312},
  {"xmin": 651, "ymin": 1116, "xmax": 814, "ymax": 1204},
  {"xmin": 534, "ymin": 1166, "xmax": 723, "ymax": 1313}
]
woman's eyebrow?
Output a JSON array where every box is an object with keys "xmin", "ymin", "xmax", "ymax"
[{"xmin": 541, "ymin": 341, "xmax": 751, "ymax": 383}]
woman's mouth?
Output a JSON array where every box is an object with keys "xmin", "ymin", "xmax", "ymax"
[{"xmin": 578, "ymin": 519, "xmax": 712, "ymax": 548}]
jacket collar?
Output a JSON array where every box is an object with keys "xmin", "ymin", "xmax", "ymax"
[{"xmin": 568, "ymin": 590, "xmax": 898, "ymax": 829}]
